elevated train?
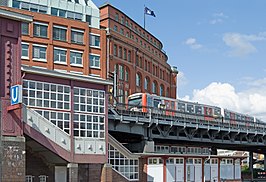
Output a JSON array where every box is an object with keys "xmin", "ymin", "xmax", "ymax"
[{"xmin": 127, "ymin": 93, "xmax": 265, "ymax": 129}]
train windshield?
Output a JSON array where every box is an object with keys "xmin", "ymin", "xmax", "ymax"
[{"xmin": 128, "ymin": 97, "xmax": 142, "ymax": 109}]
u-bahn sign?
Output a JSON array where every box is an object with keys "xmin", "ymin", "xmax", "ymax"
[{"xmin": 10, "ymin": 85, "xmax": 22, "ymax": 105}]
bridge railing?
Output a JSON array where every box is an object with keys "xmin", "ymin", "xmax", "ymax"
[{"xmin": 111, "ymin": 103, "xmax": 266, "ymax": 133}]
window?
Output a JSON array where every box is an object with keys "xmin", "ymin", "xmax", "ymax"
[
  {"xmin": 108, "ymin": 144, "xmax": 139, "ymax": 180},
  {"xmin": 21, "ymin": 22, "xmax": 29, "ymax": 35},
  {"xmin": 32, "ymin": 45, "xmax": 47, "ymax": 61},
  {"xmin": 118, "ymin": 47, "xmax": 122, "ymax": 58},
  {"xmin": 54, "ymin": 48, "xmax": 67, "ymax": 64},
  {"xmin": 90, "ymin": 34, "xmax": 100, "ymax": 47},
  {"xmin": 120, "ymin": 28, "xmax": 124, "ymax": 35},
  {"xmin": 21, "ymin": 43, "xmax": 29, "ymax": 59},
  {"xmin": 36, "ymin": 110, "xmax": 70, "ymax": 134},
  {"xmin": 67, "ymin": 11, "xmax": 82, "ymax": 21},
  {"xmin": 53, "ymin": 25, "xmax": 67, "ymax": 41},
  {"xmin": 119, "ymin": 65, "xmax": 124, "ymax": 80},
  {"xmin": 144, "ymin": 77, "xmax": 149, "ymax": 90},
  {"xmin": 73, "ymin": 113, "xmax": 105, "ymax": 138},
  {"xmin": 33, "ymin": 22, "xmax": 48, "ymax": 38},
  {"xmin": 114, "ymin": 25, "xmax": 118, "ymax": 32},
  {"xmin": 152, "ymin": 81, "xmax": 157, "ymax": 94},
  {"xmin": 89, "ymin": 54, "xmax": 100, "ymax": 68},
  {"xmin": 23, "ymin": 80, "xmax": 71, "ymax": 111},
  {"xmin": 51, "ymin": 8, "xmax": 66, "ymax": 17},
  {"xmin": 70, "ymin": 51, "xmax": 83, "ymax": 66},
  {"xmin": 86, "ymin": 15, "xmax": 91, "ymax": 24},
  {"xmin": 125, "ymin": 69, "xmax": 129, "ymax": 82},
  {"xmin": 121, "ymin": 16, "xmax": 124, "ymax": 24},
  {"xmin": 136, "ymin": 73, "xmax": 141, "ymax": 87},
  {"xmin": 128, "ymin": 51, "xmax": 131, "ymax": 62},
  {"xmin": 71, "ymin": 29, "xmax": 84, "ymax": 44},
  {"xmin": 160, "ymin": 85, "xmax": 164, "ymax": 96},
  {"xmin": 115, "ymin": 13, "xmax": 119, "ymax": 21},
  {"xmin": 123, "ymin": 48, "xmax": 127, "ymax": 60},
  {"xmin": 113, "ymin": 44, "xmax": 117, "ymax": 56},
  {"xmin": 73, "ymin": 87, "xmax": 105, "ymax": 114}
]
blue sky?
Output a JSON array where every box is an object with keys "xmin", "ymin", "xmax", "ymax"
[{"xmin": 93, "ymin": 0, "xmax": 266, "ymax": 119}]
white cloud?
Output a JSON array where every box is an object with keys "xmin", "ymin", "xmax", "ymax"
[
  {"xmin": 223, "ymin": 32, "xmax": 266, "ymax": 57},
  {"xmin": 184, "ymin": 38, "xmax": 202, "ymax": 49},
  {"xmin": 190, "ymin": 81, "xmax": 266, "ymax": 121},
  {"xmin": 209, "ymin": 12, "xmax": 228, "ymax": 25}
]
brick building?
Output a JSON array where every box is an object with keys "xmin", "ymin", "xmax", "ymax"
[
  {"xmin": 99, "ymin": 3, "xmax": 178, "ymax": 103},
  {"xmin": 1, "ymin": 1, "xmax": 244, "ymax": 182}
]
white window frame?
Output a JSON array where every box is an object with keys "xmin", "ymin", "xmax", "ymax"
[
  {"xmin": 53, "ymin": 25, "xmax": 67, "ymax": 41},
  {"xmin": 89, "ymin": 53, "xmax": 100, "ymax": 69},
  {"xmin": 71, "ymin": 28, "xmax": 84, "ymax": 44},
  {"xmin": 89, "ymin": 33, "xmax": 100, "ymax": 48},
  {"xmin": 32, "ymin": 44, "xmax": 47, "ymax": 62},
  {"xmin": 70, "ymin": 50, "xmax": 83, "ymax": 67},
  {"xmin": 53, "ymin": 47, "xmax": 67, "ymax": 65},
  {"xmin": 21, "ymin": 42, "xmax": 29, "ymax": 59},
  {"xmin": 33, "ymin": 22, "xmax": 48, "ymax": 38}
]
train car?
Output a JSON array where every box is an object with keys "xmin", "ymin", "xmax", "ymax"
[
  {"xmin": 127, "ymin": 93, "xmax": 223, "ymax": 122},
  {"xmin": 127, "ymin": 93, "xmax": 265, "ymax": 129}
]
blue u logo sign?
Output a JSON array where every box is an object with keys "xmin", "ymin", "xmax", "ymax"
[{"xmin": 10, "ymin": 85, "xmax": 22, "ymax": 105}]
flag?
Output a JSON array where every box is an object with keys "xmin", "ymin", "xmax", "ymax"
[{"xmin": 144, "ymin": 7, "xmax": 156, "ymax": 17}]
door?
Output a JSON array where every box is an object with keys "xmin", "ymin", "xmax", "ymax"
[{"xmin": 55, "ymin": 166, "xmax": 67, "ymax": 182}]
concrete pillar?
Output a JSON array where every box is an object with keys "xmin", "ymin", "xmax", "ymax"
[
  {"xmin": 249, "ymin": 152, "xmax": 253, "ymax": 180},
  {"xmin": 67, "ymin": 163, "xmax": 78, "ymax": 182},
  {"xmin": 101, "ymin": 164, "xmax": 112, "ymax": 182},
  {"xmin": 1, "ymin": 136, "xmax": 26, "ymax": 182}
]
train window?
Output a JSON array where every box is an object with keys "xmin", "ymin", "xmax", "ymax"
[
  {"xmin": 147, "ymin": 96, "xmax": 152, "ymax": 107},
  {"xmin": 153, "ymin": 100, "xmax": 160, "ymax": 108},
  {"xmin": 236, "ymin": 114, "xmax": 241, "ymax": 121},
  {"xmin": 195, "ymin": 106, "xmax": 202, "ymax": 115},
  {"xmin": 224, "ymin": 111, "xmax": 230, "ymax": 119},
  {"xmin": 171, "ymin": 101, "xmax": 175, "ymax": 110},
  {"xmin": 178, "ymin": 102, "xmax": 185, "ymax": 112},
  {"xmin": 128, "ymin": 98, "xmax": 142, "ymax": 109},
  {"xmin": 186, "ymin": 104, "xmax": 194, "ymax": 113},
  {"xmin": 214, "ymin": 108, "xmax": 221, "ymax": 116},
  {"xmin": 205, "ymin": 107, "xmax": 213, "ymax": 116}
]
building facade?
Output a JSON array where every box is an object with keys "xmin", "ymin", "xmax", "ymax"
[
  {"xmin": 99, "ymin": 3, "xmax": 178, "ymax": 104},
  {"xmin": 0, "ymin": 0, "xmax": 113, "ymax": 181}
]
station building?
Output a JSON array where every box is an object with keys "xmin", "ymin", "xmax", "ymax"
[{"xmin": 0, "ymin": 1, "xmax": 243, "ymax": 182}]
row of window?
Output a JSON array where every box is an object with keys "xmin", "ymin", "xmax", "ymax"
[
  {"xmin": 22, "ymin": 43, "xmax": 100, "ymax": 68},
  {"xmin": 148, "ymin": 158, "xmax": 227, "ymax": 165},
  {"xmin": 154, "ymin": 145, "xmax": 211, "ymax": 155},
  {"xmin": 114, "ymin": 64, "xmax": 169, "ymax": 97},
  {"xmin": 12, "ymin": 0, "xmax": 91, "ymax": 24},
  {"xmin": 113, "ymin": 12, "xmax": 160, "ymax": 49},
  {"xmin": 13, "ymin": 0, "xmax": 47, "ymax": 14},
  {"xmin": 113, "ymin": 24, "xmax": 164, "ymax": 60},
  {"xmin": 113, "ymin": 44, "xmax": 170, "ymax": 81},
  {"xmin": 21, "ymin": 22, "xmax": 100, "ymax": 47}
]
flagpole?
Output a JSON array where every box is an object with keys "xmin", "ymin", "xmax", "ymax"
[{"xmin": 144, "ymin": 5, "xmax": 146, "ymax": 29}]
